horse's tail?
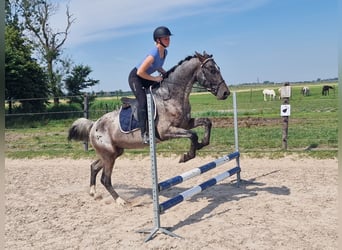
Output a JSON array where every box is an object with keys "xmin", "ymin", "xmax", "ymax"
[{"xmin": 68, "ymin": 118, "xmax": 94, "ymax": 142}]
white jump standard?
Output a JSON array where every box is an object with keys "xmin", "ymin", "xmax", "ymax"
[{"xmin": 139, "ymin": 91, "xmax": 241, "ymax": 242}]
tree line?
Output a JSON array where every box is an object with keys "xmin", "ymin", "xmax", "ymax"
[{"xmin": 5, "ymin": 0, "xmax": 99, "ymax": 113}]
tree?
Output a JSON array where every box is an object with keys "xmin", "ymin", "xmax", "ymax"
[
  {"xmin": 18, "ymin": 0, "xmax": 75, "ymax": 104},
  {"xmin": 64, "ymin": 65, "xmax": 99, "ymax": 106},
  {"xmin": 5, "ymin": 24, "xmax": 49, "ymax": 112}
]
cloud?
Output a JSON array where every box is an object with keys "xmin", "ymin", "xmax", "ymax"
[{"xmin": 52, "ymin": 0, "xmax": 270, "ymax": 46}]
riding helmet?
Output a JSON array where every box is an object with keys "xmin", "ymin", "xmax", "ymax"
[{"xmin": 153, "ymin": 26, "xmax": 172, "ymax": 41}]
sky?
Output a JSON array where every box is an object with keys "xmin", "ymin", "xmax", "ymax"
[{"xmin": 52, "ymin": 0, "xmax": 338, "ymax": 92}]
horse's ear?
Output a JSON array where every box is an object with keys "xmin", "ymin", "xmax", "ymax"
[
  {"xmin": 195, "ymin": 51, "xmax": 205, "ymax": 62},
  {"xmin": 203, "ymin": 51, "xmax": 213, "ymax": 58}
]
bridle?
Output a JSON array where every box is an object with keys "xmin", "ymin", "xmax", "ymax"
[{"xmin": 197, "ymin": 57, "xmax": 225, "ymax": 96}]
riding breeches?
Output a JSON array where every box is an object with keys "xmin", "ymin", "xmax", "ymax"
[{"xmin": 128, "ymin": 68, "xmax": 156, "ymax": 134}]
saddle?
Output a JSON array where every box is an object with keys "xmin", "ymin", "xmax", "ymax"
[
  {"xmin": 121, "ymin": 97, "xmax": 139, "ymax": 121},
  {"xmin": 119, "ymin": 95, "xmax": 157, "ymax": 133}
]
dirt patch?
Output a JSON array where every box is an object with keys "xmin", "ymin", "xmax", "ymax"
[{"xmin": 211, "ymin": 117, "xmax": 303, "ymax": 128}]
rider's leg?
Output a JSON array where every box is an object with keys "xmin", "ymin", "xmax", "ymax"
[
  {"xmin": 137, "ymin": 107, "xmax": 149, "ymax": 144},
  {"xmin": 128, "ymin": 69, "xmax": 151, "ymax": 144}
]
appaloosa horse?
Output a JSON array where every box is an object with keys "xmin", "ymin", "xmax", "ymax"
[{"xmin": 68, "ymin": 51, "xmax": 230, "ymax": 205}]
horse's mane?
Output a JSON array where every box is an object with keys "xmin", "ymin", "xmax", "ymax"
[{"xmin": 163, "ymin": 55, "xmax": 196, "ymax": 79}]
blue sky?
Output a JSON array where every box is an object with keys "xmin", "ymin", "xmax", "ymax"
[{"xmin": 53, "ymin": 0, "xmax": 337, "ymax": 92}]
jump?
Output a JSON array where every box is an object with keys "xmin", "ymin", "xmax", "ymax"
[{"xmin": 67, "ymin": 52, "xmax": 230, "ymax": 205}]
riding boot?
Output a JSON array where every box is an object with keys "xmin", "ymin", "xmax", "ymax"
[{"xmin": 138, "ymin": 108, "xmax": 149, "ymax": 144}]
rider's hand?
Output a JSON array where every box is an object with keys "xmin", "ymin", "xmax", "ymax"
[{"xmin": 155, "ymin": 75, "xmax": 163, "ymax": 82}]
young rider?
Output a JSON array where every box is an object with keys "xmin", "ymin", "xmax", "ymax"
[{"xmin": 128, "ymin": 26, "xmax": 172, "ymax": 144}]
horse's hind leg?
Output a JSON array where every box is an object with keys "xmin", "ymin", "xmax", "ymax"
[
  {"xmin": 89, "ymin": 159, "xmax": 103, "ymax": 197},
  {"xmin": 100, "ymin": 147, "xmax": 127, "ymax": 205}
]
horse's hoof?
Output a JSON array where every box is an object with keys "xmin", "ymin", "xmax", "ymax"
[
  {"xmin": 89, "ymin": 185, "xmax": 96, "ymax": 196},
  {"xmin": 116, "ymin": 197, "xmax": 128, "ymax": 206},
  {"xmin": 179, "ymin": 155, "xmax": 186, "ymax": 163},
  {"xmin": 179, "ymin": 153, "xmax": 194, "ymax": 163}
]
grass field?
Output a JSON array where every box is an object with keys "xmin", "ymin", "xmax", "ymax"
[{"xmin": 5, "ymin": 82, "xmax": 338, "ymax": 159}]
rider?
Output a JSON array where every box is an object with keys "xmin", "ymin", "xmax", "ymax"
[{"xmin": 128, "ymin": 26, "xmax": 172, "ymax": 144}]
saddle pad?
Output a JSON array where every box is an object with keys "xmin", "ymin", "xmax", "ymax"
[{"xmin": 119, "ymin": 106, "xmax": 139, "ymax": 133}]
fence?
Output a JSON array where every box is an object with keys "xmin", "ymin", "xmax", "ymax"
[{"xmin": 4, "ymin": 90, "xmax": 338, "ymax": 156}]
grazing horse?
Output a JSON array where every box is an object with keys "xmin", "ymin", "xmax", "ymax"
[
  {"xmin": 262, "ymin": 89, "xmax": 276, "ymax": 101},
  {"xmin": 322, "ymin": 85, "xmax": 334, "ymax": 96},
  {"xmin": 301, "ymin": 86, "xmax": 310, "ymax": 96},
  {"xmin": 68, "ymin": 52, "xmax": 230, "ymax": 205}
]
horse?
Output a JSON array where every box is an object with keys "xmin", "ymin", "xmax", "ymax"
[
  {"xmin": 277, "ymin": 88, "xmax": 281, "ymax": 99},
  {"xmin": 262, "ymin": 89, "xmax": 276, "ymax": 101},
  {"xmin": 322, "ymin": 85, "xmax": 334, "ymax": 96},
  {"xmin": 67, "ymin": 51, "xmax": 230, "ymax": 205},
  {"xmin": 301, "ymin": 86, "xmax": 310, "ymax": 96}
]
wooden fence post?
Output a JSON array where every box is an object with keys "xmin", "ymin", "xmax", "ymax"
[
  {"xmin": 282, "ymin": 98, "xmax": 289, "ymax": 150},
  {"xmin": 280, "ymin": 83, "xmax": 291, "ymax": 150},
  {"xmin": 7, "ymin": 98, "xmax": 13, "ymax": 114}
]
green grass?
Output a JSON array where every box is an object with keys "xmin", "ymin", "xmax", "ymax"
[{"xmin": 5, "ymin": 82, "xmax": 338, "ymax": 159}]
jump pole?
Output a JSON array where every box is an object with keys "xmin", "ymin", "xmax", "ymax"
[
  {"xmin": 159, "ymin": 165, "xmax": 241, "ymax": 212},
  {"xmin": 158, "ymin": 151, "xmax": 240, "ymax": 192}
]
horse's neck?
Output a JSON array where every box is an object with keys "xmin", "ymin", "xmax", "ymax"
[{"xmin": 157, "ymin": 58, "xmax": 199, "ymax": 101}]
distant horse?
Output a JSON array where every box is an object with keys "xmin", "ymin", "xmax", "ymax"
[
  {"xmin": 301, "ymin": 86, "xmax": 310, "ymax": 96},
  {"xmin": 322, "ymin": 85, "xmax": 334, "ymax": 96},
  {"xmin": 263, "ymin": 89, "xmax": 276, "ymax": 101},
  {"xmin": 277, "ymin": 88, "xmax": 282, "ymax": 99},
  {"xmin": 68, "ymin": 52, "xmax": 230, "ymax": 205}
]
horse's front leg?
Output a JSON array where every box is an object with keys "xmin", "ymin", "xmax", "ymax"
[
  {"xmin": 163, "ymin": 127, "xmax": 201, "ymax": 163},
  {"xmin": 178, "ymin": 130, "xmax": 199, "ymax": 163},
  {"xmin": 190, "ymin": 117, "xmax": 212, "ymax": 150}
]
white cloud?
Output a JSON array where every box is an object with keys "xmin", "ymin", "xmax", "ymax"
[{"xmin": 52, "ymin": 0, "xmax": 270, "ymax": 46}]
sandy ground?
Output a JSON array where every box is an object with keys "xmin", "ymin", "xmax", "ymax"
[{"xmin": 5, "ymin": 155, "xmax": 337, "ymax": 250}]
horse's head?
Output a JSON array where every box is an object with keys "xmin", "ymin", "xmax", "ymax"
[{"xmin": 195, "ymin": 51, "xmax": 230, "ymax": 100}]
